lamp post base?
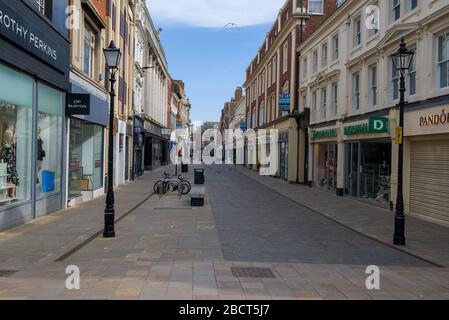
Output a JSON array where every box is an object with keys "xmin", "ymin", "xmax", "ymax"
[{"xmin": 393, "ymin": 215, "xmax": 406, "ymax": 246}]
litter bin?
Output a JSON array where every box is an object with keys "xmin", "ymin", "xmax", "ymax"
[
  {"xmin": 181, "ymin": 164, "xmax": 188, "ymax": 173},
  {"xmin": 194, "ymin": 168, "xmax": 205, "ymax": 185}
]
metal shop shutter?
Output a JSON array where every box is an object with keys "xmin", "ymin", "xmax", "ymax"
[{"xmin": 410, "ymin": 139, "xmax": 449, "ymax": 224}]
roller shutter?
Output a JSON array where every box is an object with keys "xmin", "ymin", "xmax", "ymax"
[{"xmin": 410, "ymin": 139, "xmax": 449, "ymax": 224}]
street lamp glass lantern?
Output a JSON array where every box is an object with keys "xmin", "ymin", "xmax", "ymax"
[
  {"xmin": 392, "ymin": 39, "xmax": 414, "ymax": 76},
  {"xmin": 103, "ymin": 41, "xmax": 122, "ymax": 69}
]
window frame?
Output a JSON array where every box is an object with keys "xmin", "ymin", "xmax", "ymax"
[
  {"xmin": 353, "ymin": 18, "xmax": 362, "ymax": 48},
  {"xmin": 437, "ymin": 32, "xmax": 449, "ymax": 90},
  {"xmin": 83, "ymin": 22, "xmax": 96, "ymax": 78},
  {"xmin": 321, "ymin": 87, "xmax": 327, "ymax": 119},
  {"xmin": 332, "ymin": 34, "xmax": 339, "ymax": 61},
  {"xmin": 331, "ymin": 82, "xmax": 338, "ymax": 116},
  {"xmin": 392, "ymin": 0, "xmax": 401, "ymax": 22},
  {"xmin": 308, "ymin": 0, "xmax": 324, "ymax": 15},
  {"xmin": 352, "ymin": 72, "xmax": 360, "ymax": 111},
  {"xmin": 322, "ymin": 43, "xmax": 328, "ymax": 68},
  {"xmin": 369, "ymin": 63, "xmax": 378, "ymax": 107},
  {"xmin": 312, "ymin": 49, "xmax": 318, "ymax": 74}
]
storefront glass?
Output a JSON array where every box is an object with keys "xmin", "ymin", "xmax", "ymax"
[
  {"xmin": 68, "ymin": 120, "xmax": 104, "ymax": 199},
  {"xmin": 346, "ymin": 140, "xmax": 391, "ymax": 205},
  {"xmin": 36, "ymin": 83, "xmax": 64, "ymax": 196},
  {"xmin": 0, "ymin": 64, "xmax": 33, "ymax": 207},
  {"xmin": 317, "ymin": 143, "xmax": 337, "ymax": 190}
]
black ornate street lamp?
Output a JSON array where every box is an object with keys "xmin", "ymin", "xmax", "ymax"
[
  {"xmin": 103, "ymin": 41, "xmax": 122, "ymax": 238},
  {"xmin": 391, "ymin": 39, "xmax": 414, "ymax": 246}
]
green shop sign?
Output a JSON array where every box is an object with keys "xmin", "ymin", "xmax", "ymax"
[
  {"xmin": 344, "ymin": 117, "xmax": 388, "ymax": 136},
  {"xmin": 311, "ymin": 128, "xmax": 337, "ymax": 140}
]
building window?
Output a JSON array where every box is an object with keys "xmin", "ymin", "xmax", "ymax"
[
  {"xmin": 408, "ymin": 48, "xmax": 416, "ymax": 95},
  {"xmin": 438, "ymin": 32, "xmax": 449, "ymax": 89},
  {"xmin": 83, "ymin": 23, "xmax": 96, "ymax": 78},
  {"xmin": 354, "ymin": 18, "xmax": 361, "ymax": 48},
  {"xmin": 251, "ymin": 109, "xmax": 256, "ymax": 128},
  {"xmin": 408, "ymin": 0, "xmax": 418, "ymax": 11},
  {"xmin": 321, "ymin": 87, "xmax": 327, "ymax": 119},
  {"xmin": 312, "ymin": 50, "xmax": 318, "ymax": 74},
  {"xmin": 331, "ymin": 82, "xmax": 338, "ymax": 116},
  {"xmin": 392, "ymin": 0, "xmax": 401, "ymax": 21},
  {"xmin": 308, "ymin": 0, "xmax": 324, "ymax": 14},
  {"xmin": 332, "ymin": 35, "xmax": 339, "ymax": 61},
  {"xmin": 268, "ymin": 63, "xmax": 272, "ymax": 87},
  {"xmin": 391, "ymin": 58, "xmax": 400, "ymax": 100},
  {"xmin": 353, "ymin": 72, "xmax": 360, "ymax": 110},
  {"xmin": 368, "ymin": 4, "xmax": 379, "ymax": 36},
  {"xmin": 36, "ymin": 0, "xmax": 45, "ymax": 14},
  {"xmin": 283, "ymin": 42, "xmax": 289, "ymax": 73},
  {"xmin": 369, "ymin": 64, "xmax": 377, "ymax": 106},
  {"xmin": 302, "ymin": 94, "xmax": 307, "ymax": 110},
  {"xmin": 322, "ymin": 43, "xmax": 328, "ymax": 68},
  {"xmin": 312, "ymin": 90, "xmax": 317, "ymax": 120},
  {"xmin": 302, "ymin": 57, "xmax": 308, "ymax": 80},
  {"xmin": 259, "ymin": 103, "xmax": 265, "ymax": 126}
]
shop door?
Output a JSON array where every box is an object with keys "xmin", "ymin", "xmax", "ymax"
[
  {"xmin": 346, "ymin": 142, "xmax": 360, "ymax": 197},
  {"xmin": 410, "ymin": 140, "xmax": 449, "ymax": 224},
  {"xmin": 279, "ymin": 141, "xmax": 288, "ymax": 180},
  {"xmin": 327, "ymin": 144, "xmax": 337, "ymax": 190}
]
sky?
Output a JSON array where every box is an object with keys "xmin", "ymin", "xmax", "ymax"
[{"xmin": 146, "ymin": 0, "xmax": 285, "ymax": 122}]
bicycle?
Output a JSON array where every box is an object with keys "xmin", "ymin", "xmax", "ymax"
[{"xmin": 154, "ymin": 172, "xmax": 191, "ymax": 195}]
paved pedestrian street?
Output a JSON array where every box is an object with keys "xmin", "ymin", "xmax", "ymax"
[{"xmin": 0, "ymin": 165, "xmax": 448, "ymax": 300}]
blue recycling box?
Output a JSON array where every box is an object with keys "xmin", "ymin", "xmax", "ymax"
[{"xmin": 42, "ymin": 171, "xmax": 55, "ymax": 193}]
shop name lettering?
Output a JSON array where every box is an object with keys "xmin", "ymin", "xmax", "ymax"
[
  {"xmin": 419, "ymin": 110, "xmax": 449, "ymax": 127},
  {"xmin": 0, "ymin": 9, "xmax": 57, "ymax": 61},
  {"xmin": 311, "ymin": 129, "xmax": 337, "ymax": 139}
]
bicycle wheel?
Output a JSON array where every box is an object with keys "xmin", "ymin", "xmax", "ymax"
[
  {"xmin": 154, "ymin": 180, "xmax": 163, "ymax": 193},
  {"xmin": 181, "ymin": 181, "xmax": 191, "ymax": 195}
]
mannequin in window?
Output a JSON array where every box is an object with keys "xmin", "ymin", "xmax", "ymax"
[
  {"xmin": 0, "ymin": 129, "xmax": 19, "ymax": 197},
  {"xmin": 37, "ymin": 127, "xmax": 46, "ymax": 184}
]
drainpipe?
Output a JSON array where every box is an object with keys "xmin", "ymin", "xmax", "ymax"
[{"xmin": 295, "ymin": 0, "xmax": 305, "ymax": 183}]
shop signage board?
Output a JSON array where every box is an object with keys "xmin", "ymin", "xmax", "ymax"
[
  {"xmin": 344, "ymin": 117, "xmax": 388, "ymax": 135},
  {"xmin": 311, "ymin": 128, "xmax": 337, "ymax": 140},
  {"xmin": 66, "ymin": 93, "xmax": 90, "ymax": 116},
  {"xmin": 0, "ymin": 0, "xmax": 69, "ymax": 73},
  {"xmin": 279, "ymin": 93, "xmax": 291, "ymax": 112}
]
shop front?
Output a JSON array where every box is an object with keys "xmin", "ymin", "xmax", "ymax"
[
  {"xmin": 143, "ymin": 120, "xmax": 168, "ymax": 171},
  {"xmin": 0, "ymin": 0, "xmax": 70, "ymax": 230},
  {"xmin": 343, "ymin": 116, "xmax": 392, "ymax": 207},
  {"xmin": 133, "ymin": 116, "xmax": 145, "ymax": 178},
  {"xmin": 404, "ymin": 104, "xmax": 449, "ymax": 226},
  {"xmin": 310, "ymin": 128, "xmax": 338, "ymax": 191},
  {"xmin": 66, "ymin": 84, "xmax": 108, "ymax": 205}
]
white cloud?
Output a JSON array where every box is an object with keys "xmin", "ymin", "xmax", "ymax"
[{"xmin": 146, "ymin": 0, "xmax": 285, "ymax": 28}]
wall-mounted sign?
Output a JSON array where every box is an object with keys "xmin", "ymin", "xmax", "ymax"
[
  {"xmin": 344, "ymin": 117, "xmax": 388, "ymax": 136},
  {"xmin": 0, "ymin": 0, "xmax": 69, "ymax": 73},
  {"xmin": 311, "ymin": 128, "xmax": 337, "ymax": 140},
  {"xmin": 66, "ymin": 93, "xmax": 90, "ymax": 116},
  {"xmin": 279, "ymin": 93, "xmax": 291, "ymax": 112},
  {"xmin": 419, "ymin": 109, "xmax": 449, "ymax": 127},
  {"xmin": 240, "ymin": 122, "xmax": 248, "ymax": 131}
]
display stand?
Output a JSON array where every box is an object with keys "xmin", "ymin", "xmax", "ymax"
[{"xmin": 0, "ymin": 163, "xmax": 16, "ymax": 205}]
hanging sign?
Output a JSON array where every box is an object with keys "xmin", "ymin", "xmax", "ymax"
[{"xmin": 66, "ymin": 93, "xmax": 90, "ymax": 116}]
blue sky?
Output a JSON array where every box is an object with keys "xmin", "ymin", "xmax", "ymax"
[{"xmin": 146, "ymin": 0, "xmax": 284, "ymax": 122}]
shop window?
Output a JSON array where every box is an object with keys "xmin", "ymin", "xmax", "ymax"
[
  {"xmin": 0, "ymin": 65, "xmax": 33, "ymax": 208},
  {"xmin": 69, "ymin": 121, "xmax": 104, "ymax": 199},
  {"xmin": 36, "ymin": 83, "xmax": 63, "ymax": 196}
]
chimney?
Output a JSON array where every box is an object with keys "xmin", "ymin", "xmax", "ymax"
[{"xmin": 235, "ymin": 87, "xmax": 243, "ymax": 101}]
